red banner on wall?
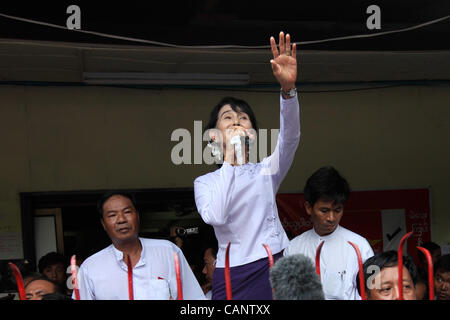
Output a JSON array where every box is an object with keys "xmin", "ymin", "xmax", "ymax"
[{"xmin": 276, "ymin": 188, "xmax": 431, "ymax": 264}]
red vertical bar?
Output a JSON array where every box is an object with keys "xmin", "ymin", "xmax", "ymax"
[
  {"xmin": 173, "ymin": 252, "xmax": 183, "ymax": 300},
  {"xmin": 315, "ymin": 241, "xmax": 325, "ymax": 278},
  {"xmin": 70, "ymin": 255, "xmax": 80, "ymax": 300},
  {"xmin": 348, "ymin": 241, "xmax": 366, "ymax": 300},
  {"xmin": 126, "ymin": 254, "xmax": 134, "ymax": 300},
  {"xmin": 8, "ymin": 262, "xmax": 26, "ymax": 300},
  {"xmin": 225, "ymin": 242, "xmax": 232, "ymax": 300},
  {"xmin": 262, "ymin": 244, "xmax": 274, "ymax": 269},
  {"xmin": 397, "ymin": 231, "xmax": 413, "ymax": 300},
  {"xmin": 416, "ymin": 247, "xmax": 435, "ymax": 300}
]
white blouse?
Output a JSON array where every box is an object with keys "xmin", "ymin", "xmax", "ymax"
[{"xmin": 194, "ymin": 95, "xmax": 300, "ymax": 268}]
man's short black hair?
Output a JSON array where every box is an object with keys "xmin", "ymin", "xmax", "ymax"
[
  {"xmin": 303, "ymin": 166, "xmax": 350, "ymax": 207},
  {"xmin": 38, "ymin": 252, "xmax": 66, "ymax": 274},
  {"xmin": 97, "ymin": 191, "xmax": 138, "ymax": 219},
  {"xmin": 434, "ymin": 254, "xmax": 450, "ymax": 274},
  {"xmin": 356, "ymin": 250, "xmax": 418, "ymax": 296},
  {"xmin": 203, "ymin": 240, "xmax": 218, "ymax": 259}
]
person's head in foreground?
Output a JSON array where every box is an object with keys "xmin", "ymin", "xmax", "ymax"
[
  {"xmin": 357, "ymin": 250, "xmax": 418, "ymax": 300},
  {"xmin": 304, "ymin": 165, "xmax": 350, "ymax": 236},
  {"xmin": 25, "ymin": 275, "xmax": 62, "ymax": 300},
  {"xmin": 434, "ymin": 254, "xmax": 450, "ymax": 300},
  {"xmin": 270, "ymin": 254, "xmax": 324, "ymax": 300}
]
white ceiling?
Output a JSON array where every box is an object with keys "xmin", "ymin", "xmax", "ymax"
[{"xmin": 0, "ymin": 38, "xmax": 449, "ymax": 85}]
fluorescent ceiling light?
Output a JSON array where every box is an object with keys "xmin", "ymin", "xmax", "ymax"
[{"xmin": 83, "ymin": 72, "xmax": 249, "ymax": 86}]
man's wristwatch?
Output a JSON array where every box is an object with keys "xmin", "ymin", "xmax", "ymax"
[{"xmin": 281, "ymin": 87, "xmax": 297, "ymax": 98}]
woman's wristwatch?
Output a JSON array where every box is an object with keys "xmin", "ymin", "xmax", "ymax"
[{"xmin": 281, "ymin": 87, "xmax": 297, "ymax": 99}]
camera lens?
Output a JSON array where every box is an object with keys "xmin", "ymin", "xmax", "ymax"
[{"xmin": 176, "ymin": 227, "xmax": 186, "ymax": 237}]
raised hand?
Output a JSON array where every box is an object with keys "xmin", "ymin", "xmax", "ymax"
[{"xmin": 270, "ymin": 32, "xmax": 297, "ymax": 91}]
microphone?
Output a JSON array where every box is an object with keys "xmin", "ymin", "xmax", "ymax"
[
  {"xmin": 270, "ymin": 254, "xmax": 325, "ymax": 300},
  {"xmin": 230, "ymin": 134, "xmax": 244, "ymax": 165}
]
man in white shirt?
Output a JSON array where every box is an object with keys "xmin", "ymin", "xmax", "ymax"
[
  {"xmin": 75, "ymin": 192, "xmax": 205, "ymax": 300},
  {"xmin": 284, "ymin": 166, "xmax": 374, "ymax": 300}
]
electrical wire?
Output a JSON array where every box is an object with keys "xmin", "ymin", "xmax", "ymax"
[
  {"xmin": 0, "ymin": 12, "xmax": 449, "ymax": 49},
  {"xmin": 0, "ymin": 11, "xmax": 448, "ymax": 92}
]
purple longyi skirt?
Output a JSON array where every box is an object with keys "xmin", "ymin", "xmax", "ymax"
[{"xmin": 211, "ymin": 252, "xmax": 283, "ymax": 300}]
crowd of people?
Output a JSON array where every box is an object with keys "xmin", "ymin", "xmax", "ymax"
[
  {"xmin": 11, "ymin": 191, "xmax": 449, "ymax": 301},
  {"xmin": 4, "ymin": 31, "xmax": 449, "ymax": 301}
]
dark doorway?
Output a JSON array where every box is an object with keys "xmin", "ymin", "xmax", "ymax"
[{"xmin": 19, "ymin": 188, "xmax": 213, "ymax": 273}]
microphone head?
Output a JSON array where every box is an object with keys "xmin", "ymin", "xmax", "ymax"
[
  {"xmin": 230, "ymin": 135, "xmax": 244, "ymax": 164},
  {"xmin": 230, "ymin": 135, "xmax": 242, "ymax": 146},
  {"xmin": 270, "ymin": 254, "xmax": 325, "ymax": 300}
]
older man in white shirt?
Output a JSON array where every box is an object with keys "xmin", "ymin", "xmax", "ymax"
[
  {"xmin": 284, "ymin": 166, "xmax": 374, "ymax": 300},
  {"xmin": 75, "ymin": 192, "xmax": 205, "ymax": 300}
]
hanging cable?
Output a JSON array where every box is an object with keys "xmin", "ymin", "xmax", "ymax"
[{"xmin": 0, "ymin": 12, "xmax": 449, "ymax": 49}]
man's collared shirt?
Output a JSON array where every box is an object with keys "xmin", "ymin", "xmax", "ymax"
[
  {"xmin": 75, "ymin": 238, "xmax": 205, "ymax": 300},
  {"xmin": 284, "ymin": 225, "xmax": 374, "ymax": 300}
]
